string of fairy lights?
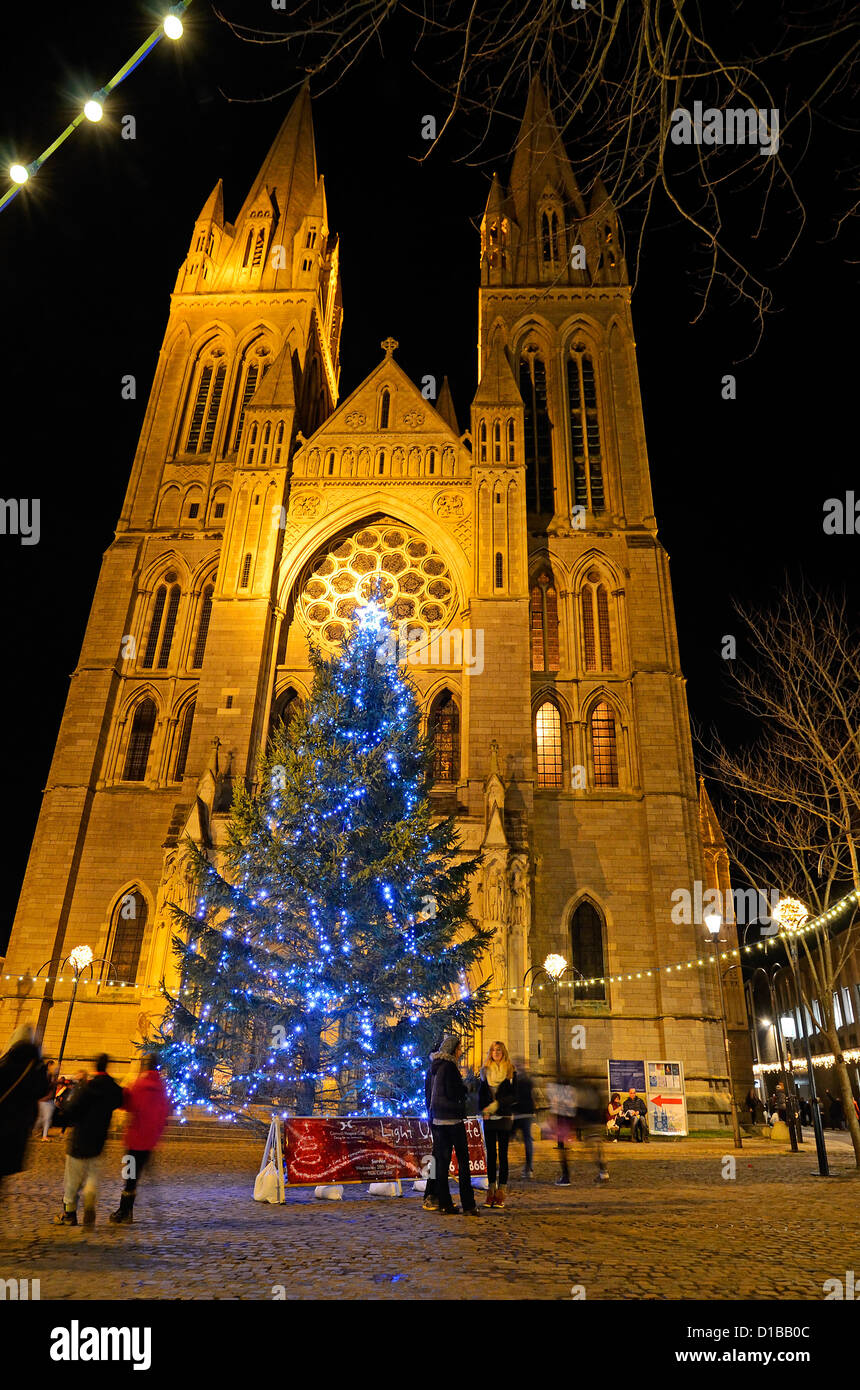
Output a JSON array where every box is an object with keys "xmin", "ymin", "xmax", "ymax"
[
  {"xmin": 7, "ymin": 885, "xmax": 858, "ymax": 997},
  {"xmin": 1, "ymin": 2, "xmax": 192, "ymax": 216}
]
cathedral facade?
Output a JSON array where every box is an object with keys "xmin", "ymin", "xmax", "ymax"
[{"xmin": 1, "ymin": 81, "xmax": 748, "ymax": 1125}]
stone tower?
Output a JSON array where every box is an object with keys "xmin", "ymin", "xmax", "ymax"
[{"xmin": 2, "ymin": 80, "xmax": 740, "ymax": 1129}]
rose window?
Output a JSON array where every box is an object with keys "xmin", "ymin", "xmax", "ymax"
[{"xmin": 297, "ymin": 518, "xmax": 458, "ymax": 649}]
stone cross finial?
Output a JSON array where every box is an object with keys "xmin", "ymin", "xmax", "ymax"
[{"xmin": 381, "ymin": 337, "xmax": 399, "ymax": 357}]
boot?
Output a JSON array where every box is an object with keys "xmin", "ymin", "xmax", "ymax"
[
  {"xmin": 82, "ymin": 1196, "xmax": 96, "ymax": 1227},
  {"xmin": 494, "ymin": 1185, "xmax": 507, "ymax": 1209},
  {"xmin": 109, "ymin": 1192, "xmax": 135, "ymax": 1225},
  {"xmin": 484, "ymin": 1184, "xmax": 497, "ymax": 1208},
  {"xmin": 53, "ymin": 1206, "xmax": 77, "ymax": 1227}
]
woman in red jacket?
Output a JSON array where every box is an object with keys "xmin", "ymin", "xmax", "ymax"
[{"xmin": 109, "ymin": 1054, "xmax": 171, "ymax": 1225}]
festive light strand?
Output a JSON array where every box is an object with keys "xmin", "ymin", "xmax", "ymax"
[
  {"xmin": 2, "ymin": 2, "xmax": 192, "ymax": 215},
  {"xmin": 754, "ymin": 1051, "xmax": 860, "ymax": 1074}
]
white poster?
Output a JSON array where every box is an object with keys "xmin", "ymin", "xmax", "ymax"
[{"xmin": 645, "ymin": 1059, "xmax": 688, "ymax": 1136}]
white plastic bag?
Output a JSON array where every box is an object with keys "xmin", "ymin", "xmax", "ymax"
[{"xmin": 253, "ymin": 1160, "xmax": 281, "ymax": 1204}]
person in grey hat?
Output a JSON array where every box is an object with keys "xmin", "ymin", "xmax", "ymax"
[{"xmin": 427, "ymin": 1033, "xmax": 479, "ymax": 1217}]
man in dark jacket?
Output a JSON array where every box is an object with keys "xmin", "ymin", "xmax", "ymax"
[
  {"xmin": 428, "ymin": 1034, "xmax": 479, "ymax": 1217},
  {"xmin": 622, "ymin": 1088, "xmax": 648, "ymax": 1142},
  {"xmin": 0, "ymin": 1026, "xmax": 48, "ymax": 1199},
  {"xmin": 54, "ymin": 1053, "xmax": 124, "ymax": 1227}
]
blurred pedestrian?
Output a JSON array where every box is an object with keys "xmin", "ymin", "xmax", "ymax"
[
  {"xmin": 511, "ymin": 1058, "xmax": 536, "ymax": 1178},
  {"xmin": 428, "ymin": 1034, "xmax": 479, "ymax": 1218},
  {"xmin": 0, "ymin": 1025, "xmax": 48, "ymax": 1200},
  {"xmin": 54, "ymin": 1053, "xmax": 123, "ymax": 1227},
  {"xmin": 109, "ymin": 1054, "xmax": 171, "ymax": 1225},
  {"xmin": 478, "ymin": 1041, "xmax": 516, "ymax": 1209},
  {"xmin": 35, "ymin": 1061, "xmax": 58, "ymax": 1141},
  {"xmin": 545, "ymin": 1079, "xmax": 577, "ymax": 1185},
  {"xmin": 826, "ymin": 1090, "xmax": 845, "ymax": 1130}
]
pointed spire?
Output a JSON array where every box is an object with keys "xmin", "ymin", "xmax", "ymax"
[
  {"xmin": 483, "ymin": 171, "xmax": 505, "ymax": 218},
  {"xmin": 235, "ymin": 83, "xmax": 317, "ymax": 228},
  {"xmin": 197, "ymin": 178, "xmax": 224, "ymax": 227},
  {"xmin": 472, "ymin": 330, "xmax": 522, "ymax": 409},
  {"xmin": 698, "ymin": 776, "xmax": 727, "ymax": 851},
  {"xmin": 436, "ymin": 376, "xmax": 459, "ymax": 433},
  {"xmin": 245, "ymin": 340, "xmax": 296, "ymax": 412}
]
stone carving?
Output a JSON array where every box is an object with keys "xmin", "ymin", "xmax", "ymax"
[
  {"xmin": 292, "ymin": 493, "xmax": 322, "ymax": 520},
  {"xmin": 434, "ymin": 492, "xmax": 466, "ymax": 519},
  {"xmin": 401, "ymin": 408, "xmax": 425, "ymax": 428},
  {"xmin": 509, "ymin": 854, "xmax": 530, "ymax": 933},
  {"xmin": 345, "ymin": 410, "xmax": 367, "ymax": 428},
  {"xmin": 483, "ymin": 858, "xmax": 510, "ymax": 924}
]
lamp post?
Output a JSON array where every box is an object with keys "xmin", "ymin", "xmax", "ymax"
[
  {"xmin": 35, "ymin": 946, "xmax": 117, "ymax": 1076},
  {"xmin": 773, "ymin": 896, "xmax": 829, "ymax": 1177},
  {"xmin": 524, "ymin": 953, "xmax": 581, "ymax": 1083},
  {"xmin": 704, "ymin": 910, "xmax": 743, "ymax": 1149}
]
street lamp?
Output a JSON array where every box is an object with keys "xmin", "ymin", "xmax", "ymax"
[
  {"xmin": 772, "ymin": 896, "xmax": 829, "ymax": 1177},
  {"xmin": 34, "ymin": 945, "xmax": 117, "ymax": 1075},
  {"xmin": 704, "ymin": 909, "xmax": 743, "ymax": 1149},
  {"xmin": 524, "ymin": 953, "xmax": 583, "ymax": 1084}
]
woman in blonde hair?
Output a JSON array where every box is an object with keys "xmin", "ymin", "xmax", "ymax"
[{"xmin": 478, "ymin": 1041, "xmax": 516, "ymax": 1209}]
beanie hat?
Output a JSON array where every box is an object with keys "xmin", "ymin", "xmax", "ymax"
[{"xmin": 438, "ymin": 1032, "xmax": 460, "ymax": 1058}]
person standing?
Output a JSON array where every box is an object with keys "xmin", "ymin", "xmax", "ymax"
[
  {"xmin": 422, "ymin": 1036, "xmax": 443, "ymax": 1211},
  {"xmin": 428, "ymin": 1034, "xmax": 479, "ymax": 1218},
  {"xmin": 0, "ymin": 1026, "xmax": 48, "ymax": 1201},
  {"xmin": 109, "ymin": 1054, "xmax": 171, "ymax": 1225},
  {"xmin": 478, "ymin": 1041, "xmax": 516, "ymax": 1209},
  {"xmin": 511, "ymin": 1060, "xmax": 536, "ymax": 1178},
  {"xmin": 54, "ymin": 1053, "xmax": 124, "ymax": 1227},
  {"xmin": 35, "ymin": 1061, "xmax": 58, "ymax": 1141}
]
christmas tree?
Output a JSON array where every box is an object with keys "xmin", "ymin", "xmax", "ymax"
[{"xmin": 154, "ymin": 595, "xmax": 492, "ymax": 1121}]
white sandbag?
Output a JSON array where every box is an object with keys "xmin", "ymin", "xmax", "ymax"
[
  {"xmin": 472, "ymin": 1176, "xmax": 489, "ymax": 1189},
  {"xmin": 412, "ymin": 1179, "xmax": 427, "ymax": 1193},
  {"xmin": 368, "ymin": 1180, "xmax": 402, "ymax": 1197},
  {"xmin": 253, "ymin": 1161, "xmax": 281, "ymax": 1204},
  {"xmin": 313, "ymin": 1184, "xmax": 344, "ymax": 1199}
]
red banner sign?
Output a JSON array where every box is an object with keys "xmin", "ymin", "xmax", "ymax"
[{"xmin": 283, "ymin": 1116, "xmax": 487, "ymax": 1186}]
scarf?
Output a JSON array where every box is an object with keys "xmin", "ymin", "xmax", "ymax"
[{"xmin": 485, "ymin": 1060, "xmax": 509, "ymax": 1089}]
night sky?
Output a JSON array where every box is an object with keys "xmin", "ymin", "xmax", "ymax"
[{"xmin": 0, "ymin": 3, "xmax": 856, "ymax": 952}]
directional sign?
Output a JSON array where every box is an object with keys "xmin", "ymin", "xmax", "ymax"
[{"xmin": 646, "ymin": 1061, "xmax": 688, "ymax": 1136}]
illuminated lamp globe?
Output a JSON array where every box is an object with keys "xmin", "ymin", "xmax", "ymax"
[
  {"xmin": 164, "ymin": 13, "xmax": 183, "ymax": 39},
  {"xmin": 68, "ymin": 944, "xmax": 93, "ymax": 973},
  {"xmin": 543, "ymin": 953, "xmax": 567, "ymax": 980},
  {"xmin": 84, "ymin": 99, "xmax": 104, "ymax": 122},
  {"xmin": 703, "ymin": 908, "xmax": 722, "ymax": 937},
  {"xmin": 771, "ymin": 896, "xmax": 809, "ymax": 933},
  {"xmin": 10, "ymin": 163, "xmax": 29, "ymax": 184},
  {"xmin": 781, "ymin": 1014, "xmax": 797, "ymax": 1040}
]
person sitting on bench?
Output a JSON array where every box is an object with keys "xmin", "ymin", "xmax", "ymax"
[
  {"xmin": 622, "ymin": 1088, "xmax": 648, "ymax": 1142},
  {"xmin": 606, "ymin": 1093, "xmax": 623, "ymax": 1139}
]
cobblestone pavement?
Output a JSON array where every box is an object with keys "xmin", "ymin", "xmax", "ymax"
[{"xmin": 1, "ymin": 1130, "xmax": 858, "ymax": 1300}]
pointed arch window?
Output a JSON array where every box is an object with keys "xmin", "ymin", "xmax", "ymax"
[
  {"xmin": 429, "ymin": 689, "xmax": 460, "ymax": 783},
  {"xmin": 519, "ymin": 351, "xmax": 553, "ymax": 515},
  {"xmin": 541, "ymin": 209, "xmax": 560, "ymax": 263},
  {"xmin": 379, "ymin": 389, "xmax": 391, "ymax": 429},
  {"xmin": 492, "ymin": 421, "xmax": 502, "ymax": 463},
  {"xmin": 174, "ymin": 700, "xmax": 195, "ymax": 780},
  {"xmin": 568, "ymin": 346, "xmax": 605, "ymax": 513},
  {"xmin": 227, "ymin": 351, "xmax": 265, "ymax": 454},
  {"xmin": 507, "ymin": 419, "xmax": 515, "ymax": 464},
  {"xmin": 569, "ymin": 900, "xmax": 606, "ymax": 1001},
  {"xmin": 271, "ymin": 685, "xmax": 301, "ymax": 734},
  {"xmin": 192, "ymin": 585, "xmax": 214, "ymax": 669},
  {"xmin": 530, "ymin": 570, "xmax": 559, "ymax": 671},
  {"xmin": 590, "ymin": 701, "xmax": 619, "ymax": 787},
  {"xmin": 479, "ymin": 421, "xmax": 488, "ymax": 464},
  {"xmin": 495, "ymin": 552, "xmax": 504, "ymax": 589},
  {"xmin": 141, "ymin": 582, "xmax": 181, "ymax": 670},
  {"xmin": 185, "ymin": 350, "xmax": 227, "ymax": 456},
  {"xmin": 108, "ymin": 889, "xmax": 149, "ymax": 986},
  {"xmin": 242, "ymin": 230, "xmax": 254, "ymax": 268},
  {"xmin": 535, "ymin": 701, "xmax": 562, "ymax": 788},
  {"xmin": 123, "ymin": 699, "xmax": 157, "ymax": 781},
  {"xmin": 580, "ymin": 571, "xmax": 612, "ymax": 671}
]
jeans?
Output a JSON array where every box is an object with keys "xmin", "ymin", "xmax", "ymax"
[
  {"xmin": 511, "ymin": 1116, "xmax": 534, "ymax": 1170},
  {"xmin": 63, "ymin": 1155, "xmax": 100, "ymax": 1211},
  {"xmin": 432, "ymin": 1123, "xmax": 476, "ymax": 1212},
  {"xmin": 630, "ymin": 1114, "xmax": 648, "ymax": 1142},
  {"xmin": 484, "ymin": 1125, "xmax": 510, "ymax": 1186},
  {"xmin": 36, "ymin": 1100, "xmax": 54, "ymax": 1138}
]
